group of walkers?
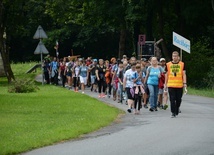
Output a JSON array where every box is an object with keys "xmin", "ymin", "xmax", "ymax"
[{"xmin": 43, "ymin": 51, "xmax": 187, "ymax": 118}]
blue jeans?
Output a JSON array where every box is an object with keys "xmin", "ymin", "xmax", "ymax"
[{"xmin": 148, "ymin": 84, "xmax": 159, "ymax": 109}]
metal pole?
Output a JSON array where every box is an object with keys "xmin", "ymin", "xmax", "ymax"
[
  {"xmin": 180, "ymin": 48, "xmax": 182, "ymax": 61},
  {"xmin": 140, "ymin": 44, "xmax": 142, "ymax": 60},
  {"xmin": 40, "ymin": 39, "xmax": 44, "ymax": 85}
]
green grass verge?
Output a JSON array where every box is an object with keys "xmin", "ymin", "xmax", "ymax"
[
  {"xmin": 0, "ymin": 62, "xmax": 123, "ymax": 155},
  {"xmin": 187, "ymin": 87, "xmax": 214, "ymax": 98}
]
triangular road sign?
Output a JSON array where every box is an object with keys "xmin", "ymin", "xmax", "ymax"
[
  {"xmin": 34, "ymin": 40, "xmax": 49, "ymax": 54},
  {"xmin": 33, "ymin": 25, "xmax": 48, "ymax": 39}
]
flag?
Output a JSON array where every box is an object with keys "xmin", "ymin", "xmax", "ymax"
[
  {"xmin": 55, "ymin": 40, "xmax": 59, "ymax": 57},
  {"xmin": 54, "ymin": 41, "xmax": 59, "ymax": 50},
  {"xmin": 56, "ymin": 41, "xmax": 59, "ymax": 49}
]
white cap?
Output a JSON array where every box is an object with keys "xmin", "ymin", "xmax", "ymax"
[{"xmin": 160, "ymin": 58, "xmax": 166, "ymax": 62}]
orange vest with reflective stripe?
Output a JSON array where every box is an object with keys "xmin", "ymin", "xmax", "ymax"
[{"xmin": 166, "ymin": 61, "xmax": 184, "ymax": 88}]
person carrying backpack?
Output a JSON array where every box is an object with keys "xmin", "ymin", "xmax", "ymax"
[{"xmin": 144, "ymin": 57, "xmax": 164, "ymax": 112}]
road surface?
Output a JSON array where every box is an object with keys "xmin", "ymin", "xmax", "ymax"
[{"xmin": 26, "ymin": 77, "xmax": 214, "ymax": 155}]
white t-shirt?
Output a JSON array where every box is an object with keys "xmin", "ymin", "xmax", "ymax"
[
  {"xmin": 74, "ymin": 66, "xmax": 80, "ymax": 77},
  {"xmin": 124, "ymin": 69, "xmax": 136, "ymax": 88}
]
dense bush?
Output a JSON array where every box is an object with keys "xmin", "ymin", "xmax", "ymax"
[
  {"xmin": 8, "ymin": 78, "xmax": 39, "ymax": 93},
  {"xmin": 205, "ymin": 66, "xmax": 214, "ymax": 90},
  {"xmin": 183, "ymin": 38, "xmax": 214, "ymax": 88}
]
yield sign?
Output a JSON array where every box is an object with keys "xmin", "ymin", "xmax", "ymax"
[
  {"xmin": 33, "ymin": 25, "xmax": 48, "ymax": 39},
  {"xmin": 34, "ymin": 40, "xmax": 49, "ymax": 54}
]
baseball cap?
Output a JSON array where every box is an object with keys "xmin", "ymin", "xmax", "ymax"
[
  {"xmin": 93, "ymin": 59, "xmax": 97, "ymax": 62},
  {"xmin": 141, "ymin": 58, "xmax": 147, "ymax": 62},
  {"xmin": 160, "ymin": 58, "xmax": 166, "ymax": 62}
]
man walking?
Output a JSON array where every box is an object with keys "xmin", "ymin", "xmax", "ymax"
[{"xmin": 164, "ymin": 51, "xmax": 187, "ymax": 118}]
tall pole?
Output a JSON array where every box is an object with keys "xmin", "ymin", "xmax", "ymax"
[
  {"xmin": 140, "ymin": 44, "xmax": 142, "ymax": 60},
  {"xmin": 39, "ymin": 40, "xmax": 44, "ymax": 85},
  {"xmin": 38, "ymin": 28, "xmax": 44, "ymax": 85},
  {"xmin": 180, "ymin": 49, "xmax": 182, "ymax": 61}
]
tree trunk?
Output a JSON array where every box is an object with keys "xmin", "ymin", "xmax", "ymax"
[
  {"xmin": 0, "ymin": 1, "xmax": 15, "ymax": 83},
  {"xmin": 156, "ymin": 0, "xmax": 170, "ymax": 60},
  {"xmin": 118, "ymin": 29, "xmax": 126, "ymax": 59},
  {"xmin": 134, "ymin": 21, "xmax": 141, "ymax": 59}
]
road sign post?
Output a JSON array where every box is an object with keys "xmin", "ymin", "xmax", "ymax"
[
  {"xmin": 138, "ymin": 34, "xmax": 146, "ymax": 60},
  {"xmin": 33, "ymin": 25, "xmax": 48, "ymax": 85}
]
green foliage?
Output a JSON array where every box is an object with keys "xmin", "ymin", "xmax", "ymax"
[
  {"xmin": 183, "ymin": 37, "xmax": 214, "ymax": 88},
  {"xmin": 205, "ymin": 66, "xmax": 214, "ymax": 90},
  {"xmin": 8, "ymin": 78, "xmax": 39, "ymax": 93},
  {"xmin": 188, "ymin": 87, "xmax": 214, "ymax": 98},
  {"xmin": 2, "ymin": 0, "xmax": 214, "ymax": 89}
]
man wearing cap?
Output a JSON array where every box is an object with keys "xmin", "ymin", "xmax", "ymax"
[
  {"xmin": 158, "ymin": 58, "xmax": 168, "ymax": 110},
  {"xmin": 121, "ymin": 55, "xmax": 127, "ymax": 62}
]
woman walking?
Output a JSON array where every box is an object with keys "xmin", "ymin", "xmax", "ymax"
[
  {"xmin": 79, "ymin": 60, "xmax": 89, "ymax": 94},
  {"xmin": 144, "ymin": 57, "xmax": 163, "ymax": 112},
  {"xmin": 73, "ymin": 59, "xmax": 80, "ymax": 92},
  {"xmin": 132, "ymin": 64, "xmax": 145, "ymax": 114},
  {"xmin": 65, "ymin": 57, "xmax": 74, "ymax": 89},
  {"xmin": 59, "ymin": 57, "xmax": 67, "ymax": 87},
  {"xmin": 96, "ymin": 59, "xmax": 107, "ymax": 98}
]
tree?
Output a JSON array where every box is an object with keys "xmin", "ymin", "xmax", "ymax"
[{"xmin": 0, "ymin": 0, "xmax": 15, "ymax": 82}]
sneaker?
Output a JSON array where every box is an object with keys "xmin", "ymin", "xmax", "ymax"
[
  {"xmin": 171, "ymin": 113, "xmax": 176, "ymax": 118},
  {"xmin": 163, "ymin": 104, "xmax": 168, "ymax": 110},
  {"xmin": 157, "ymin": 102, "xmax": 161, "ymax": 108},
  {"xmin": 149, "ymin": 108, "xmax": 154, "ymax": 112},
  {"xmin": 154, "ymin": 108, "xmax": 158, "ymax": 111},
  {"xmin": 160, "ymin": 105, "xmax": 164, "ymax": 109},
  {"xmin": 127, "ymin": 109, "xmax": 132, "ymax": 113},
  {"xmin": 144, "ymin": 104, "xmax": 148, "ymax": 109}
]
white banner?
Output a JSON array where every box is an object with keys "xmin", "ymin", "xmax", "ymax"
[{"xmin": 173, "ymin": 32, "xmax": 190, "ymax": 53}]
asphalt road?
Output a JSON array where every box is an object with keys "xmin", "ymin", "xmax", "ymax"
[{"xmin": 24, "ymin": 78, "xmax": 214, "ymax": 155}]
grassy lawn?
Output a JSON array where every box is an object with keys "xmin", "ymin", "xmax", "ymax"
[{"xmin": 0, "ymin": 62, "xmax": 122, "ymax": 155}]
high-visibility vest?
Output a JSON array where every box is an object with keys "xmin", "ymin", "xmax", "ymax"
[{"xmin": 166, "ymin": 61, "xmax": 184, "ymax": 88}]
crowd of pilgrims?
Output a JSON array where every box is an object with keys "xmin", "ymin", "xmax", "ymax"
[{"xmin": 43, "ymin": 55, "xmax": 169, "ymax": 114}]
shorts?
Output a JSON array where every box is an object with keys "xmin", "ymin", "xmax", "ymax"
[
  {"xmin": 66, "ymin": 71, "xmax": 72, "ymax": 77},
  {"xmin": 158, "ymin": 88, "xmax": 163, "ymax": 95},
  {"xmin": 90, "ymin": 75, "xmax": 96, "ymax": 84},
  {"xmin": 80, "ymin": 76, "xmax": 87, "ymax": 85},
  {"xmin": 125, "ymin": 87, "xmax": 134, "ymax": 100}
]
